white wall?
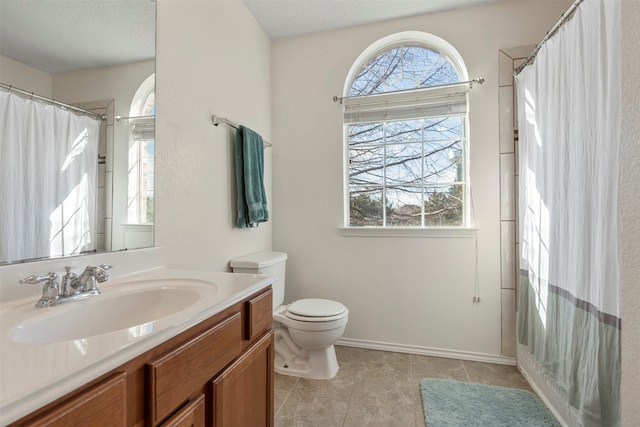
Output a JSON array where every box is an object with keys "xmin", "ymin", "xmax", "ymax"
[
  {"xmin": 620, "ymin": 1, "xmax": 640, "ymax": 424},
  {"xmin": 155, "ymin": 0, "xmax": 272, "ymax": 272},
  {"xmin": 0, "ymin": 54, "xmax": 53, "ymax": 97},
  {"xmin": 271, "ymin": 1, "xmax": 570, "ymax": 359}
]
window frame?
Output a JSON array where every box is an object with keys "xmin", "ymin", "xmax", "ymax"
[
  {"xmin": 127, "ymin": 73, "xmax": 155, "ymax": 225},
  {"xmin": 342, "ymin": 32, "xmax": 473, "ymax": 231}
]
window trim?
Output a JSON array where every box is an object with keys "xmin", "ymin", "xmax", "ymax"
[
  {"xmin": 343, "ymin": 32, "xmax": 472, "ymax": 230},
  {"xmin": 338, "ymin": 226, "xmax": 477, "ymax": 238},
  {"xmin": 127, "ymin": 74, "xmax": 155, "ymax": 225}
]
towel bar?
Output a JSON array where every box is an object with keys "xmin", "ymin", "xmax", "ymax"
[{"xmin": 212, "ymin": 115, "xmax": 272, "ymax": 148}]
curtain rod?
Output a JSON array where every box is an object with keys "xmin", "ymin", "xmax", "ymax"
[
  {"xmin": 115, "ymin": 115, "xmax": 155, "ymax": 121},
  {"xmin": 332, "ymin": 77, "xmax": 485, "ymax": 104},
  {"xmin": 514, "ymin": 0, "xmax": 584, "ymax": 76},
  {"xmin": 0, "ymin": 83, "xmax": 106, "ymax": 120},
  {"xmin": 211, "ymin": 115, "xmax": 272, "ymax": 147}
]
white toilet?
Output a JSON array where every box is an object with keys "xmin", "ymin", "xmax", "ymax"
[{"xmin": 230, "ymin": 251, "xmax": 348, "ymax": 380}]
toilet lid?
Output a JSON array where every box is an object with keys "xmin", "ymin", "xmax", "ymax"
[{"xmin": 287, "ymin": 298, "xmax": 346, "ymax": 318}]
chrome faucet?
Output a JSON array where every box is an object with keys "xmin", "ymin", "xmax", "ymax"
[
  {"xmin": 19, "ymin": 272, "xmax": 60, "ymax": 308},
  {"xmin": 20, "ymin": 264, "xmax": 113, "ymax": 308}
]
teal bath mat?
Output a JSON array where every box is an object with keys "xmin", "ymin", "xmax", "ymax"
[{"xmin": 420, "ymin": 378, "xmax": 561, "ymax": 427}]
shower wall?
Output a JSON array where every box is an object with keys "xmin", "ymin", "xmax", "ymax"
[{"xmin": 497, "ymin": 46, "xmax": 532, "ymax": 357}]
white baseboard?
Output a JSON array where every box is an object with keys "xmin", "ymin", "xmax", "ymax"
[{"xmin": 336, "ymin": 337, "xmax": 516, "ymax": 366}]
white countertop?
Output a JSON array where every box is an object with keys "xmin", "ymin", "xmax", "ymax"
[{"xmin": 0, "ymin": 268, "xmax": 275, "ymax": 426}]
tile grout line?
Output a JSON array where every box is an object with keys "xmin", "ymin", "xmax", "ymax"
[
  {"xmin": 345, "ymin": 358, "xmax": 368, "ymax": 427},
  {"xmin": 410, "ymin": 354, "xmax": 421, "ymax": 427},
  {"xmin": 274, "ymin": 377, "xmax": 299, "ymax": 419},
  {"xmin": 410, "ymin": 353, "xmax": 416, "ymax": 379},
  {"xmin": 340, "ymin": 375, "xmax": 354, "ymax": 427},
  {"xmin": 460, "ymin": 360, "xmax": 472, "ymax": 382}
]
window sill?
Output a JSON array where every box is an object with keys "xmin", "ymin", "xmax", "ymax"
[{"xmin": 338, "ymin": 226, "xmax": 478, "ymax": 238}]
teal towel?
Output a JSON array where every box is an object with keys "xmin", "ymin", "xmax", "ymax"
[{"xmin": 235, "ymin": 125, "xmax": 269, "ymax": 228}]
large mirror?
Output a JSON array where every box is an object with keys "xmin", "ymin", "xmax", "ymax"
[{"xmin": 0, "ymin": 0, "xmax": 156, "ymax": 265}]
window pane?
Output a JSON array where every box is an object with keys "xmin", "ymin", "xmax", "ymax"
[
  {"xmin": 350, "ymin": 45, "xmax": 462, "ymax": 96},
  {"xmin": 401, "ymin": 46, "xmax": 443, "ymax": 84},
  {"xmin": 424, "ymin": 184, "xmax": 463, "ymax": 226},
  {"xmin": 386, "ymin": 143, "xmax": 422, "ymax": 186},
  {"xmin": 424, "ymin": 139, "xmax": 463, "ymax": 184},
  {"xmin": 142, "ymin": 140, "xmax": 155, "ymax": 223},
  {"xmin": 386, "ymin": 187, "xmax": 422, "ymax": 227},
  {"xmin": 349, "ymin": 188, "xmax": 383, "ymax": 226},
  {"xmin": 385, "ymin": 120, "xmax": 422, "ymax": 143},
  {"xmin": 419, "ymin": 54, "xmax": 460, "ymax": 87},
  {"xmin": 348, "ymin": 123, "xmax": 384, "ymax": 146},
  {"xmin": 423, "ymin": 116, "xmax": 463, "ymax": 141},
  {"xmin": 350, "ymin": 47, "xmax": 403, "ymax": 96},
  {"xmin": 349, "ymin": 145, "xmax": 384, "ymax": 186},
  {"xmin": 349, "ymin": 123, "xmax": 384, "ymax": 187}
]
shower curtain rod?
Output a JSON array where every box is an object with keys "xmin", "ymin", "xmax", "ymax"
[
  {"xmin": 0, "ymin": 83, "xmax": 106, "ymax": 120},
  {"xmin": 211, "ymin": 115, "xmax": 272, "ymax": 147},
  {"xmin": 514, "ymin": 0, "xmax": 584, "ymax": 75},
  {"xmin": 115, "ymin": 115, "xmax": 155, "ymax": 121}
]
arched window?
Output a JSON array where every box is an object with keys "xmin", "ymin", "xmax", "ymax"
[
  {"xmin": 344, "ymin": 32, "xmax": 470, "ymax": 228},
  {"xmin": 127, "ymin": 73, "xmax": 155, "ymax": 224}
]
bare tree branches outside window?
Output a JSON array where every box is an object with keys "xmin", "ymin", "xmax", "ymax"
[{"xmin": 347, "ymin": 45, "xmax": 467, "ymax": 227}]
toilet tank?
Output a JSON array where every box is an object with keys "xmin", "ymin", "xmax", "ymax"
[{"xmin": 230, "ymin": 251, "xmax": 288, "ymax": 310}]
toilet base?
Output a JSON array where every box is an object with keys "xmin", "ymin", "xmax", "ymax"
[{"xmin": 274, "ymin": 331, "xmax": 339, "ymax": 379}]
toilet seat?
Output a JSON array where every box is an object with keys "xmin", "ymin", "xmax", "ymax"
[
  {"xmin": 285, "ymin": 299, "xmax": 347, "ymax": 322},
  {"xmin": 274, "ymin": 302, "xmax": 349, "ymax": 332}
]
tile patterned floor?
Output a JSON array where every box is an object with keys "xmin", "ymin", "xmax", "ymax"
[{"xmin": 274, "ymin": 346, "xmax": 533, "ymax": 427}]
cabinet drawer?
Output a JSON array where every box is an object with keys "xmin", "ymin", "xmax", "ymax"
[
  {"xmin": 159, "ymin": 394, "xmax": 204, "ymax": 427},
  {"xmin": 147, "ymin": 313, "xmax": 241, "ymax": 425},
  {"xmin": 245, "ymin": 288, "xmax": 272, "ymax": 341},
  {"xmin": 23, "ymin": 372, "xmax": 126, "ymax": 427}
]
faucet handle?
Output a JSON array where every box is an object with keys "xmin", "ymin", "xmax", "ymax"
[
  {"xmin": 19, "ymin": 272, "xmax": 59, "ymax": 308},
  {"xmin": 63, "ymin": 266, "xmax": 78, "ymax": 279},
  {"xmin": 99, "ymin": 264, "xmax": 112, "ymax": 271},
  {"xmin": 19, "ymin": 272, "xmax": 58, "ymax": 285}
]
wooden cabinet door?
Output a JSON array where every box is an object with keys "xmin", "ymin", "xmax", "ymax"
[
  {"xmin": 160, "ymin": 394, "xmax": 205, "ymax": 427},
  {"xmin": 209, "ymin": 331, "xmax": 274, "ymax": 427},
  {"xmin": 20, "ymin": 372, "xmax": 126, "ymax": 427}
]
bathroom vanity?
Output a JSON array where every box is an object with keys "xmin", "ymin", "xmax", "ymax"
[{"xmin": 0, "ymin": 269, "xmax": 275, "ymax": 427}]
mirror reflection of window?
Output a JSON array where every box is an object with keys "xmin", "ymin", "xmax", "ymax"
[{"xmin": 127, "ymin": 74, "xmax": 155, "ymax": 225}]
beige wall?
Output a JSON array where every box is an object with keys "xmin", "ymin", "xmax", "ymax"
[
  {"xmin": 621, "ymin": 1, "xmax": 640, "ymax": 424},
  {"xmin": 0, "ymin": 54, "xmax": 53, "ymax": 97},
  {"xmin": 154, "ymin": 0, "xmax": 273, "ymax": 272},
  {"xmin": 271, "ymin": 1, "xmax": 571, "ymax": 359},
  {"xmin": 4, "ymin": 0, "xmax": 635, "ymax": 419}
]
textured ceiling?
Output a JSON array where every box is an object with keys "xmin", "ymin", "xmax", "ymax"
[
  {"xmin": 244, "ymin": 0, "xmax": 509, "ymax": 39},
  {"xmin": 0, "ymin": 0, "xmax": 508, "ymax": 76},
  {"xmin": 0, "ymin": 0, "xmax": 155, "ymax": 74}
]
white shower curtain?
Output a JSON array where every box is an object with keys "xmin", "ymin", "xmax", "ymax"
[
  {"xmin": 0, "ymin": 90, "xmax": 101, "ymax": 263},
  {"xmin": 515, "ymin": 0, "xmax": 620, "ymax": 425}
]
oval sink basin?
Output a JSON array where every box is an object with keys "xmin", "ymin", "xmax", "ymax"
[{"xmin": 11, "ymin": 279, "xmax": 216, "ymax": 344}]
